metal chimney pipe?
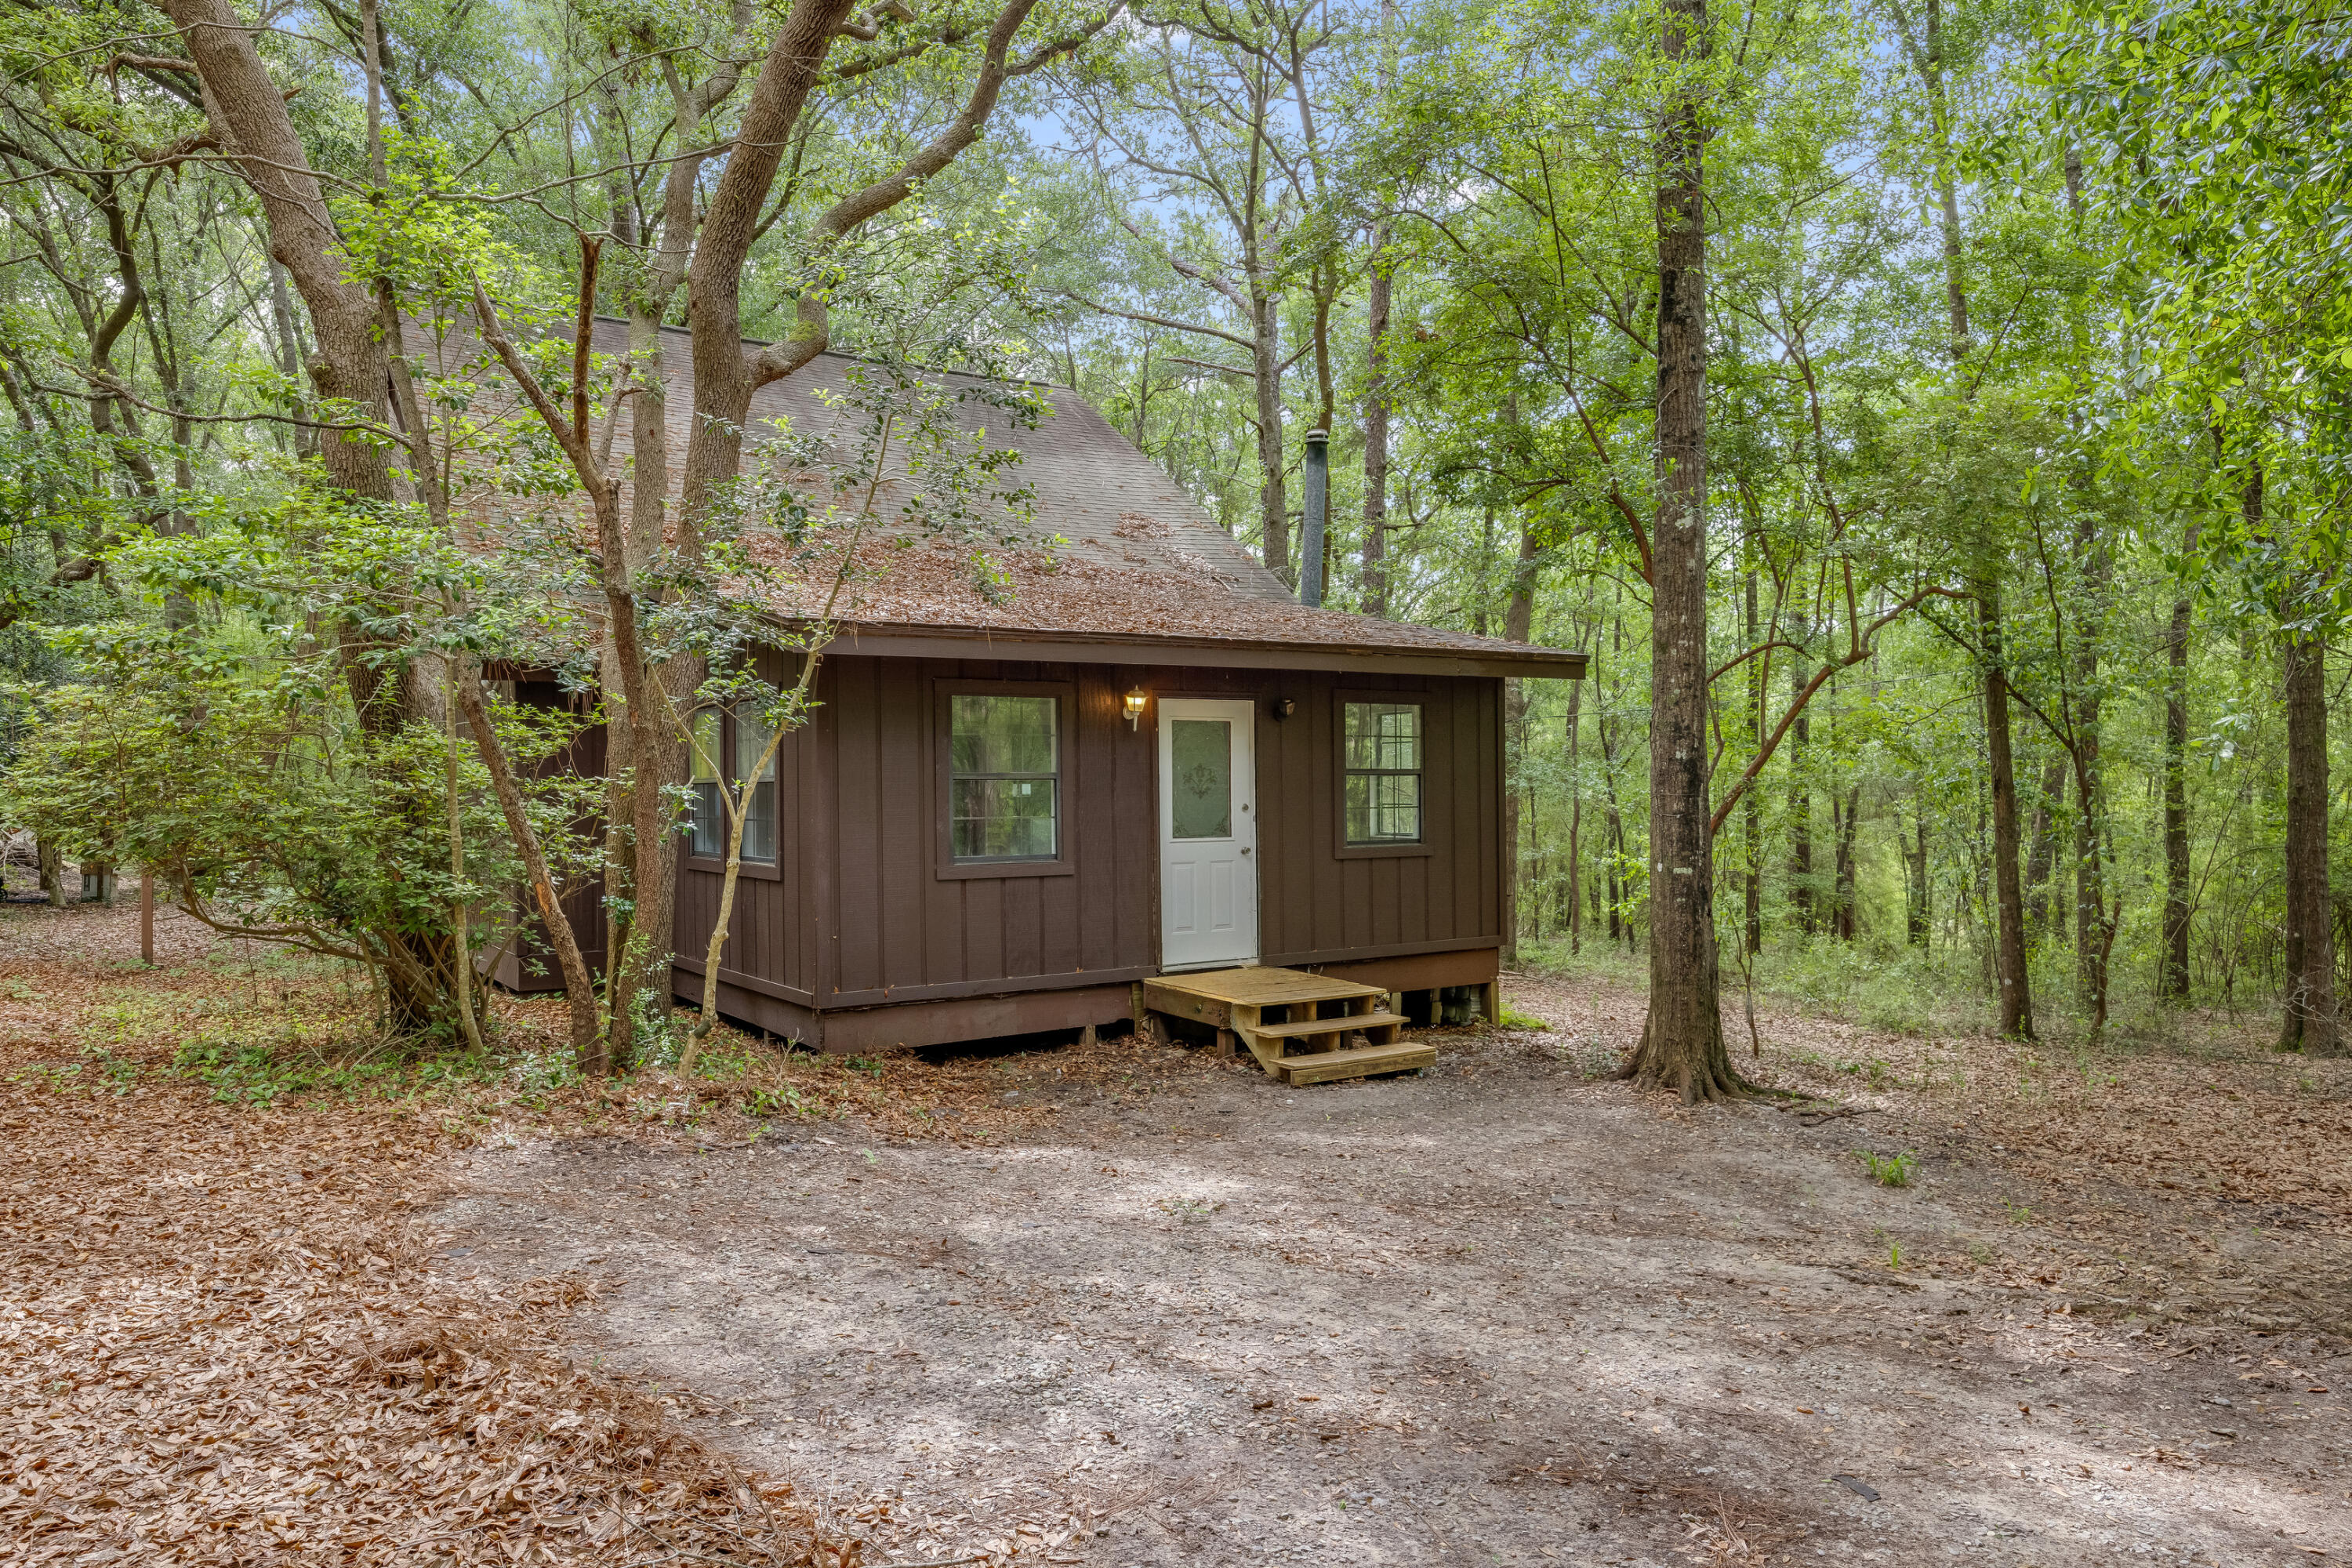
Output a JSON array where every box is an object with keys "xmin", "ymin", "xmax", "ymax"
[{"xmin": 1300, "ymin": 427, "xmax": 1329, "ymax": 608}]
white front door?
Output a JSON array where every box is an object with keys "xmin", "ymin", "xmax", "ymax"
[{"xmin": 1158, "ymin": 699, "xmax": 1259, "ymax": 971}]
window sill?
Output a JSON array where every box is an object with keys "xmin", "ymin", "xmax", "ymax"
[
  {"xmin": 1334, "ymin": 840, "xmax": 1435, "ymax": 860},
  {"xmin": 685, "ymin": 853, "xmax": 783, "ymax": 882},
  {"xmin": 935, "ymin": 856, "xmax": 1077, "ymax": 881}
]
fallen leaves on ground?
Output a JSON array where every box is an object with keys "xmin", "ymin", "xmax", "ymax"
[
  {"xmin": 0, "ymin": 902, "xmax": 1036, "ymax": 1566},
  {"xmin": 1505, "ymin": 963, "xmax": 2352, "ymax": 1332}
]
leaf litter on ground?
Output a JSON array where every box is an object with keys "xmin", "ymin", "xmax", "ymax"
[{"xmin": 0, "ymin": 901, "xmax": 1118, "ymax": 1566}]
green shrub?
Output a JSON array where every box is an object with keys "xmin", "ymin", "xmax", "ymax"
[{"xmin": 1855, "ymin": 1148, "xmax": 1918, "ymax": 1188}]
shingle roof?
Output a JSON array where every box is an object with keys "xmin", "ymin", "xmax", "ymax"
[{"xmin": 437, "ymin": 317, "xmax": 1584, "ymax": 678}]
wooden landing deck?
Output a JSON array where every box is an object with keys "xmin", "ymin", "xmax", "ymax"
[{"xmin": 1142, "ymin": 967, "xmax": 1436, "ymax": 1086}]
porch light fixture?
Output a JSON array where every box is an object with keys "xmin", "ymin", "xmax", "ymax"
[
  {"xmin": 1123, "ymin": 687, "xmax": 1149, "ymax": 730},
  {"xmin": 1272, "ymin": 697, "xmax": 1297, "ymax": 720}
]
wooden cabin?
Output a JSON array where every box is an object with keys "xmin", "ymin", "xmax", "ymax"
[{"xmin": 502, "ymin": 320, "xmax": 1586, "ymax": 1077}]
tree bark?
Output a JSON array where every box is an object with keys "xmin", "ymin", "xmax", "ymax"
[
  {"xmin": 155, "ymin": 0, "xmax": 394, "ymax": 508},
  {"xmin": 2281, "ymin": 628, "xmax": 2338, "ymax": 1054},
  {"xmin": 2025, "ymin": 756, "xmax": 2062, "ymax": 936},
  {"xmin": 677, "ymin": 0, "xmax": 863, "ymax": 528},
  {"xmin": 455, "ymin": 668, "xmax": 604, "ymax": 1070},
  {"xmin": 1907, "ymin": 801, "xmax": 1931, "ymax": 947},
  {"xmin": 1831, "ymin": 784, "xmax": 1862, "ymax": 940},
  {"xmin": 2273, "ymin": 429, "xmax": 2339, "ymax": 1051},
  {"xmin": 1252, "ymin": 283, "xmax": 1290, "ymax": 585},
  {"xmin": 1980, "ymin": 583, "xmax": 2034, "ymax": 1038},
  {"xmin": 1742, "ymin": 540, "xmax": 1762, "ymax": 953},
  {"xmin": 1624, "ymin": 0, "xmax": 1734, "ymax": 1102},
  {"xmin": 1361, "ymin": 228, "xmax": 1390, "ymax": 615},
  {"xmin": 1566, "ymin": 673, "xmax": 1584, "ymax": 954},
  {"xmin": 1499, "ymin": 528, "xmax": 1539, "ymax": 965},
  {"xmin": 1788, "ymin": 652, "xmax": 1813, "ymax": 934},
  {"xmin": 2161, "ymin": 567, "xmax": 2194, "ymax": 1002}
]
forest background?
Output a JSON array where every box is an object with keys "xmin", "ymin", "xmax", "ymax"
[{"xmin": 0, "ymin": 0, "xmax": 2344, "ymax": 1084}]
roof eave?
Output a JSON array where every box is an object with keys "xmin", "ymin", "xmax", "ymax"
[{"xmin": 776, "ymin": 618, "xmax": 1589, "ymax": 680}]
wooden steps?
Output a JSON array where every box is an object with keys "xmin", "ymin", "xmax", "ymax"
[{"xmin": 1142, "ymin": 967, "xmax": 1434, "ymax": 1085}]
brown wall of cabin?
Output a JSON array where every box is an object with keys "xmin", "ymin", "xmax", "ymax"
[{"xmin": 670, "ymin": 655, "xmax": 1504, "ymax": 1047}]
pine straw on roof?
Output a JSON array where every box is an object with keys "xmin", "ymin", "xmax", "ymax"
[
  {"xmin": 746, "ymin": 528, "xmax": 1567, "ymax": 658},
  {"xmin": 0, "ymin": 902, "xmax": 1163, "ymax": 1566}
]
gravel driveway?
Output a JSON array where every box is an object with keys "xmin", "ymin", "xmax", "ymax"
[{"xmin": 432, "ymin": 1022, "xmax": 2351, "ymax": 1566}]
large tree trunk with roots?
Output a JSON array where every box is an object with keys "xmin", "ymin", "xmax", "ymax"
[{"xmin": 1623, "ymin": 0, "xmax": 1737, "ymax": 1103}]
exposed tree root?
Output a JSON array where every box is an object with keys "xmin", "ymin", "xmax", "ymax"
[{"xmin": 1617, "ymin": 1015, "xmax": 1761, "ymax": 1104}]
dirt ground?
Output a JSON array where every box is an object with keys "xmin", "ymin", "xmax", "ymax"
[{"xmin": 430, "ymin": 977, "xmax": 2352, "ymax": 1568}]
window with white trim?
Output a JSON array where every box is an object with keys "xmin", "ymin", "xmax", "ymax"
[{"xmin": 1343, "ymin": 700, "xmax": 1424, "ymax": 845}]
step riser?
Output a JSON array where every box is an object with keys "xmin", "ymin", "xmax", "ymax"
[
  {"xmin": 1279, "ymin": 1046, "xmax": 1436, "ymax": 1086},
  {"xmin": 1250, "ymin": 1011, "xmax": 1409, "ymax": 1040}
]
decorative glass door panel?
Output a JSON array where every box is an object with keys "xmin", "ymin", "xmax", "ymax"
[{"xmin": 1158, "ymin": 700, "xmax": 1258, "ymax": 971}]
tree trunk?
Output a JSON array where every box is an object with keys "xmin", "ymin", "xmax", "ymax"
[
  {"xmin": 1742, "ymin": 548, "xmax": 1762, "ymax": 953},
  {"xmin": 2025, "ymin": 756, "xmax": 2062, "ymax": 936},
  {"xmin": 1362, "ymin": 227, "xmax": 1391, "ymax": 615},
  {"xmin": 1624, "ymin": 0, "xmax": 1733, "ymax": 1102},
  {"xmin": 1788, "ymin": 652, "xmax": 1813, "ymax": 934},
  {"xmin": 1600, "ymin": 712, "xmax": 1627, "ymax": 949},
  {"xmin": 156, "ymin": 0, "xmax": 395, "ymax": 508},
  {"xmin": 1980, "ymin": 584, "xmax": 2034, "ymax": 1038},
  {"xmin": 675, "ymin": 0, "xmax": 864, "ymax": 532},
  {"xmin": 37, "ymin": 836, "xmax": 64, "ymax": 907},
  {"xmin": 1907, "ymin": 803, "xmax": 1931, "ymax": 947},
  {"xmin": 1831, "ymin": 785, "xmax": 1862, "ymax": 941},
  {"xmin": 2161, "ymin": 575, "xmax": 2193, "ymax": 1001},
  {"xmin": 2281, "ymin": 612, "xmax": 2340, "ymax": 1054},
  {"xmin": 1499, "ymin": 528, "xmax": 1539, "ymax": 965},
  {"xmin": 2070, "ymin": 488, "xmax": 2112, "ymax": 1025},
  {"xmin": 455, "ymin": 667, "xmax": 606, "ymax": 1071},
  {"xmin": 161, "ymin": 0, "xmax": 465, "ymax": 1037},
  {"xmin": 1252, "ymin": 284, "xmax": 1290, "ymax": 585},
  {"xmin": 1566, "ymin": 674, "xmax": 1584, "ymax": 955}
]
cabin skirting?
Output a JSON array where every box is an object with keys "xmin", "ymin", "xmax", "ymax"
[
  {"xmin": 673, "ymin": 942, "xmax": 1501, "ymax": 1054},
  {"xmin": 684, "ymin": 971, "xmax": 1142, "ymax": 1053}
]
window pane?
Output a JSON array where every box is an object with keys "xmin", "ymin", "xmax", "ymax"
[
  {"xmin": 951, "ymin": 695, "xmax": 1056, "ymax": 775},
  {"xmin": 1344, "ymin": 702, "xmax": 1422, "ymax": 771},
  {"xmin": 951, "ymin": 777, "xmax": 1058, "ymax": 859},
  {"xmin": 949, "ymin": 694, "xmax": 1059, "ymax": 862},
  {"xmin": 1169, "ymin": 719, "xmax": 1233, "ymax": 839},
  {"xmin": 735, "ymin": 706, "xmax": 778, "ymax": 783},
  {"xmin": 690, "ymin": 710, "xmax": 721, "ymax": 782},
  {"xmin": 691, "ymin": 780, "xmax": 721, "ymax": 856},
  {"xmin": 1345, "ymin": 771, "xmax": 1422, "ymax": 844},
  {"xmin": 741, "ymin": 780, "xmax": 777, "ymax": 862}
]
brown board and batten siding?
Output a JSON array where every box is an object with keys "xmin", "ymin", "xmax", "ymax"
[
  {"xmin": 670, "ymin": 652, "xmax": 1504, "ymax": 1050},
  {"xmin": 828, "ymin": 659, "xmax": 1156, "ymax": 1003},
  {"xmin": 670, "ymin": 648, "xmax": 825, "ymax": 1014},
  {"xmin": 1256, "ymin": 672, "xmax": 1502, "ymax": 967}
]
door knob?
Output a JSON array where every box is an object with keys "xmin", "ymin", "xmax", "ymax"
[{"xmin": 1240, "ymin": 848, "xmax": 1252, "ymax": 856}]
